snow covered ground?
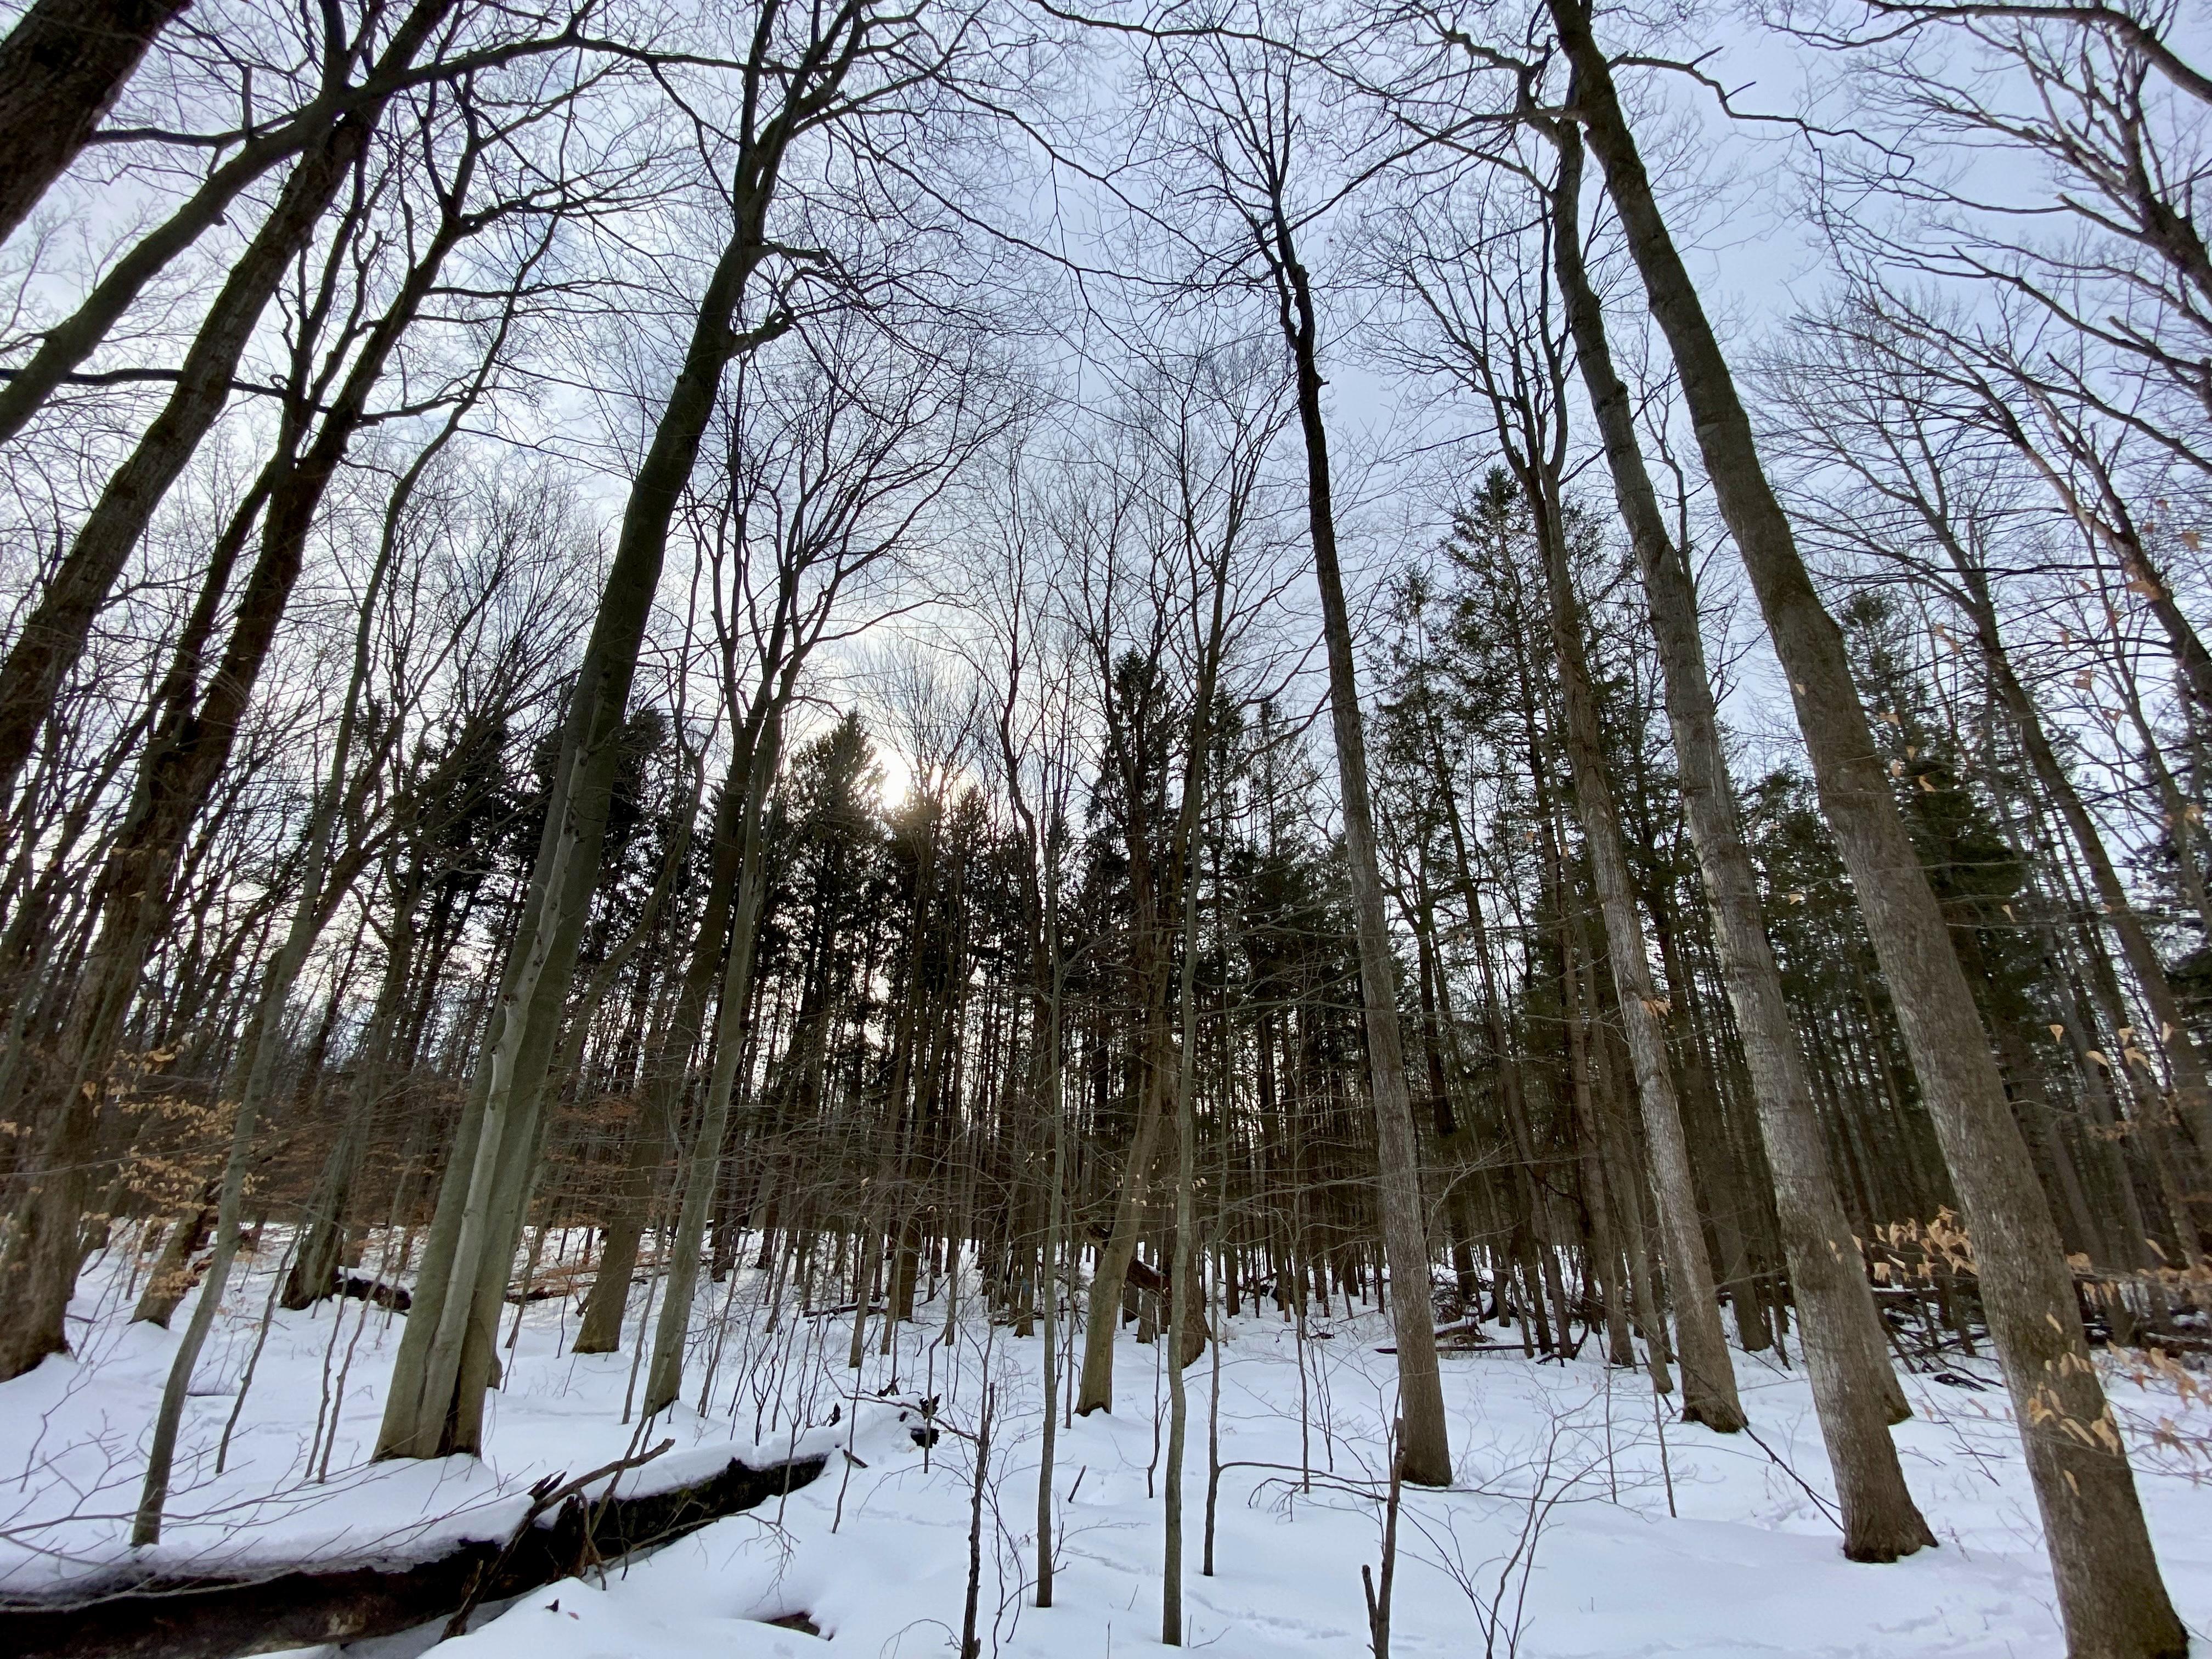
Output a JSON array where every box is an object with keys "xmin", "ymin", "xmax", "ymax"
[{"xmin": 5, "ymin": 1237, "xmax": 2210, "ymax": 1658}]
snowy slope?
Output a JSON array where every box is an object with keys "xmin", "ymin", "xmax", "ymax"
[{"xmin": 4, "ymin": 1239, "xmax": 2208, "ymax": 1657}]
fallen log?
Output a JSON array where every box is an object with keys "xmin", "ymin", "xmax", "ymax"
[
  {"xmin": 0, "ymin": 1447, "xmax": 827, "ymax": 1659},
  {"xmin": 337, "ymin": 1272, "xmax": 410, "ymax": 1312}
]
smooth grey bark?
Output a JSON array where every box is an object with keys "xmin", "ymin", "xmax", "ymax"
[
  {"xmin": 1545, "ymin": 2, "xmax": 2182, "ymax": 1646},
  {"xmin": 1160, "ymin": 734, "xmax": 1205, "ymax": 1649},
  {"xmin": 1074, "ymin": 618, "xmax": 1177, "ymax": 1417},
  {"xmin": 1549, "ymin": 119, "xmax": 1931, "ymax": 1554},
  {"xmin": 1519, "ymin": 450, "xmax": 1746, "ymax": 1433},
  {"xmin": 281, "ymin": 539, "xmax": 515, "ymax": 1321},
  {"xmin": 1416, "ymin": 187, "xmax": 1740, "ymax": 1423},
  {"xmin": 992, "ymin": 615, "xmax": 1070, "ymax": 1609},
  {"xmin": 128, "ymin": 662, "xmax": 370, "ymax": 1543},
  {"xmin": 374, "ymin": 0, "xmax": 904, "ymax": 1458},
  {"xmin": 281, "ymin": 906, "xmax": 414, "ymax": 1312},
  {"xmin": 1076, "ymin": 1050, "xmax": 1169, "ymax": 1410},
  {"xmin": 1034, "ymin": 899, "xmax": 1066, "ymax": 1606}
]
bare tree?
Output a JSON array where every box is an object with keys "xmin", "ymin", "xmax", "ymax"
[
  {"xmin": 1384, "ymin": 154, "xmax": 1748, "ymax": 1434},
  {"xmin": 374, "ymin": 0, "xmax": 1012, "ymax": 1458},
  {"xmin": 1539, "ymin": 0, "xmax": 2183, "ymax": 1646},
  {"xmin": 640, "ymin": 315, "xmax": 1013, "ymax": 1418},
  {"xmin": 1139, "ymin": 15, "xmax": 1454, "ymax": 1487},
  {"xmin": 0, "ymin": 0, "xmax": 190, "ymax": 244}
]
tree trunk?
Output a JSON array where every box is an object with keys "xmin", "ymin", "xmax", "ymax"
[
  {"xmin": 1951, "ymin": 556, "xmax": 2212, "ymax": 1176},
  {"xmin": 642, "ymin": 683, "xmax": 791, "ymax": 1417},
  {"xmin": 1549, "ymin": 116, "xmax": 1928, "ymax": 1552},
  {"xmin": 1263, "ymin": 206, "xmax": 1451, "ymax": 1487},
  {"xmin": 375, "ymin": 210, "xmax": 788, "ymax": 1460},
  {"xmin": 0, "ymin": 0, "xmax": 189, "ymax": 245},
  {"xmin": 131, "ymin": 1188, "xmax": 213, "ymax": 1328},
  {"xmin": 1545, "ymin": 3, "xmax": 2182, "ymax": 1643},
  {"xmin": 1521, "ymin": 447, "xmax": 1745, "ymax": 1433}
]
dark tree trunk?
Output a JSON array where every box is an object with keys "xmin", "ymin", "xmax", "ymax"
[
  {"xmin": 1263, "ymin": 204, "xmax": 1451, "ymax": 1487},
  {"xmin": 0, "ymin": 0, "xmax": 189, "ymax": 245}
]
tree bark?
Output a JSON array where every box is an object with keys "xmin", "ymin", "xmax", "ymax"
[
  {"xmin": 1261, "ymin": 201, "xmax": 1451, "ymax": 1487},
  {"xmin": 1550, "ymin": 116, "xmax": 1931, "ymax": 1552},
  {"xmin": 1546, "ymin": 2, "xmax": 2181, "ymax": 1642},
  {"xmin": 0, "ymin": 0, "xmax": 189, "ymax": 246}
]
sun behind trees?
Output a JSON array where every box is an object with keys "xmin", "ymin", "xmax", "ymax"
[{"xmin": 0, "ymin": 1, "xmax": 2207, "ymax": 1656}]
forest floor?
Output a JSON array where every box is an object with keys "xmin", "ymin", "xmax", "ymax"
[{"xmin": 4, "ymin": 1240, "xmax": 2211, "ymax": 1657}]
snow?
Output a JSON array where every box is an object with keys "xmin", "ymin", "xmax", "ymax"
[{"xmin": 4, "ymin": 1238, "xmax": 2209, "ymax": 1657}]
